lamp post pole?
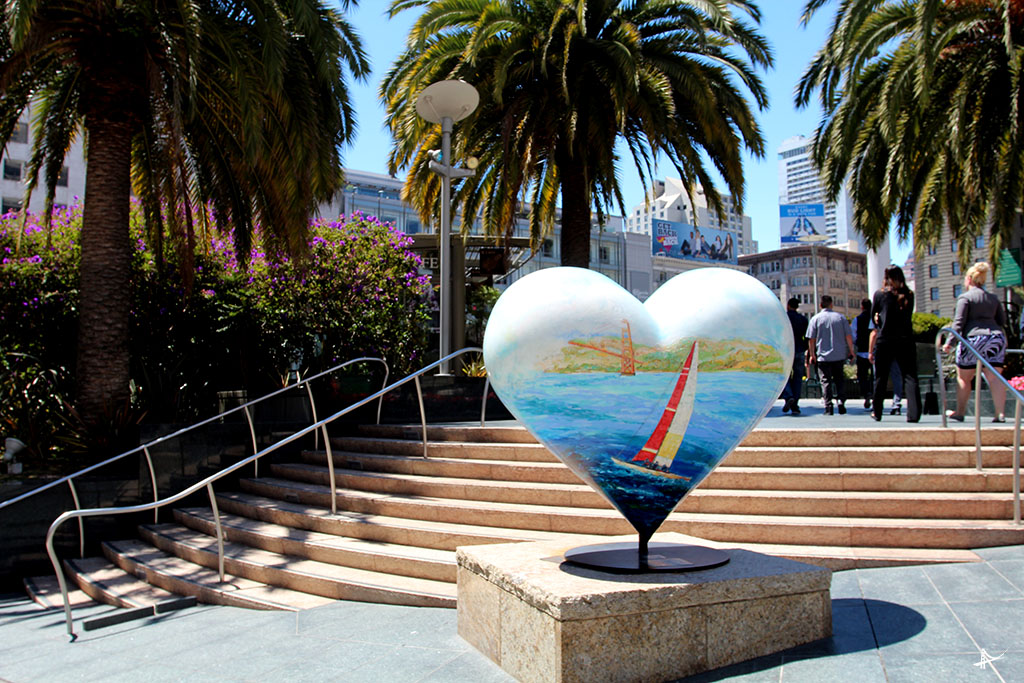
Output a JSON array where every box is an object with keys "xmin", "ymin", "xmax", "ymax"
[
  {"xmin": 798, "ymin": 234, "xmax": 830, "ymax": 308},
  {"xmin": 416, "ymin": 80, "xmax": 479, "ymax": 374}
]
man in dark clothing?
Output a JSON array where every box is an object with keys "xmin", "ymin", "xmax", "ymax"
[
  {"xmin": 853, "ymin": 298, "xmax": 873, "ymax": 409},
  {"xmin": 781, "ymin": 297, "xmax": 809, "ymax": 414}
]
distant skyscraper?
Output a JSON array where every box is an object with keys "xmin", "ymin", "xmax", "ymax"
[{"xmin": 778, "ymin": 135, "xmax": 860, "ymax": 252}]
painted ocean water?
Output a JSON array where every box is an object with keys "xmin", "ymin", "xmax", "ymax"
[{"xmin": 509, "ymin": 370, "xmax": 784, "ymax": 535}]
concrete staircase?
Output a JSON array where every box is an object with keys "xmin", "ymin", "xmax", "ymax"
[{"xmin": 42, "ymin": 422, "xmax": 1024, "ymax": 612}]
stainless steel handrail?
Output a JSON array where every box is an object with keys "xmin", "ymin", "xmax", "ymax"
[
  {"xmin": 45, "ymin": 347, "xmax": 489, "ymax": 638},
  {"xmin": 0, "ymin": 356, "xmax": 389, "ymax": 514},
  {"xmin": 935, "ymin": 327, "xmax": 1022, "ymax": 525}
]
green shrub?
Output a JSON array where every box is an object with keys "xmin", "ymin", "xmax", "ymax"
[
  {"xmin": 0, "ymin": 205, "xmax": 433, "ymax": 461},
  {"xmin": 912, "ymin": 312, "xmax": 951, "ymax": 344}
]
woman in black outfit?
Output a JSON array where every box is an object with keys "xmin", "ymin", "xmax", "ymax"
[{"xmin": 868, "ymin": 265, "xmax": 921, "ymax": 422}]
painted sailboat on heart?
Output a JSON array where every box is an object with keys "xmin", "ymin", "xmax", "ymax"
[{"xmin": 611, "ymin": 341, "xmax": 697, "ymax": 481}]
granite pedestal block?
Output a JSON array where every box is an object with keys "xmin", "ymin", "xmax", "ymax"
[{"xmin": 457, "ymin": 533, "xmax": 832, "ymax": 682}]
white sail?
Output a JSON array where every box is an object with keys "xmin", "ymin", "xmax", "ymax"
[{"xmin": 653, "ymin": 342, "xmax": 699, "ymax": 469}]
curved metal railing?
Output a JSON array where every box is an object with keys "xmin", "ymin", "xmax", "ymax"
[
  {"xmin": 0, "ymin": 357, "xmax": 389, "ymax": 556},
  {"xmin": 45, "ymin": 347, "xmax": 489, "ymax": 638},
  {"xmin": 934, "ymin": 328, "xmax": 1021, "ymax": 525}
]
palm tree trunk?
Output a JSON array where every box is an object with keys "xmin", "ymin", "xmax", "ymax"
[
  {"xmin": 75, "ymin": 114, "xmax": 134, "ymax": 426},
  {"xmin": 557, "ymin": 143, "xmax": 592, "ymax": 268}
]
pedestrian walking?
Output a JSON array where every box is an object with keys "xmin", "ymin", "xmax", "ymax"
[
  {"xmin": 781, "ymin": 297, "xmax": 809, "ymax": 415},
  {"xmin": 807, "ymin": 295, "xmax": 855, "ymax": 415},
  {"xmin": 853, "ymin": 298, "xmax": 873, "ymax": 409},
  {"xmin": 941, "ymin": 261, "xmax": 1008, "ymax": 422},
  {"xmin": 869, "ymin": 265, "xmax": 921, "ymax": 422}
]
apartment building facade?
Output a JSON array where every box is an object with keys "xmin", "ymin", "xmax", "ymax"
[{"xmin": 739, "ymin": 245, "xmax": 869, "ymax": 320}]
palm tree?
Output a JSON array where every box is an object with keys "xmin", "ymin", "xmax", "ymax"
[
  {"xmin": 0, "ymin": 0, "xmax": 369, "ymax": 427},
  {"xmin": 797, "ymin": 0, "xmax": 1024, "ymax": 262},
  {"xmin": 382, "ymin": 0, "xmax": 771, "ymax": 268}
]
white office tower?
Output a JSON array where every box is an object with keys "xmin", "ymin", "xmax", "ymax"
[
  {"xmin": 0, "ymin": 104, "xmax": 87, "ymax": 215},
  {"xmin": 623, "ymin": 176, "xmax": 757, "ymax": 256},
  {"xmin": 777, "ymin": 135, "xmax": 860, "ymax": 252}
]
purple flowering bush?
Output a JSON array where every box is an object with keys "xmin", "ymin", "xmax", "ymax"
[{"xmin": 1, "ymin": 204, "xmax": 432, "ymax": 461}]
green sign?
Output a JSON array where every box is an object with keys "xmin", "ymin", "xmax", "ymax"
[{"xmin": 996, "ymin": 248, "xmax": 1022, "ymax": 287}]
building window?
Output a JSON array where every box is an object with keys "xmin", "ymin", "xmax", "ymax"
[
  {"xmin": 929, "ymin": 264, "xmax": 938, "ymax": 278},
  {"xmin": 406, "ymin": 220, "xmax": 420, "ymax": 234},
  {"xmin": 542, "ymin": 239, "xmax": 553, "ymax": 258},
  {"xmin": 975, "ymin": 235, "xmax": 984, "ymax": 248},
  {"xmin": 953, "ymin": 284, "xmax": 963, "ymax": 297},
  {"xmin": 932, "ymin": 309, "xmax": 940, "ymax": 316},
  {"xmin": 12, "ymin": 121, "xmax": 28, "ymax": 144},
  {"xmin": 599, "ymin": 246, "xmax": 610, "ymax": 263},
  {"xmin": 930, "ymin": 287, "xmax": 939, "ymax": 301},
  {"xmin": 1, "ymin": 197, "xmax": 22, "ymax": 213},
  {"xmin": 951, "ymin": 240, "xmax": 959, "ymax": 253},
  {"xmin": 952, "ymin": 262, "xmax": 960, "ymax": 276},
  {"xmin": 57, "ymin": 166, "xmax": 69, "ymax": 188},
  {"xmin": 927, "ymin": 244, "xmax": 938, "ymax": 256},
  {"xmin": 3, "ymin": 160, "xmax": 22, "ymax": 181}
]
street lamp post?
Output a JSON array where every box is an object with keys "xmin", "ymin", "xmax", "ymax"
[
  {"xmin": 416, "ymin": 80, "xmax": 479, "ymax": 374},
  {"xmin": 798, "ymin": 233, "xmax": 830, "ymax": 308}
]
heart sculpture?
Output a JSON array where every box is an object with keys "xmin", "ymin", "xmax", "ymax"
[{"xmin": 483, "ymin": 267, "xmax": 794, "ymax": 541}]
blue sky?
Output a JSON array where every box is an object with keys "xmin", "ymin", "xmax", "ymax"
[{"xmin": 342, "ymin": 1, "xmax": 913, "ymax": 267}]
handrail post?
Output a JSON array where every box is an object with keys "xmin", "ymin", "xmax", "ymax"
[
  {"xmin": 45, "ymin": 519, "xmax": 75, "ymax": 639},
  {"xmin": 1015, "ymin": 399, "xmax": 1021, "ymax": 524},
  {"xmin": 936, "ymin": 339, "xmax": 948, "ymax": 428},
  {"xmin": 975, "ymin": 357, "xmax": 983, "ymax": 470},
  {"xmin": 322, "ymin": 424, "xmax": 337, "ymax": 514},
  {"xmin": 243, "ymin": 405, "xmax": 258, "ymax": 477},
  {"xmin": 67, "ymin": 480, "xmax": 85, "ymax": 558},
  {"xmin": 207, "ymin": 484, "xmax": 225, "ymax": 582},
  {"xmin": 481, "ymin": 375, "xmax": 490, "ymax": 428},
  {"xmin": 306, "ymin": 382, "xmax": 320, "ymax": 451},
  {"xmin": 414, "ymin": 375, "xmax": 428, "ymax": 458},
  {"xmin": 143, "ymin": 447, "xmax": 159, "ymax": 524},
  {"xmin": 377, "ymin": 365, "xmax": 390, "ymax": 425}
]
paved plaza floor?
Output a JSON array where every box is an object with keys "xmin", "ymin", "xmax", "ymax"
[
  {"xmin": 2, "ymin": 544, "xmax": 1022, "ymax": 682},
  {"xmin": 2, "ymin": 403, "xmax": 1022, "ymax": 682}
]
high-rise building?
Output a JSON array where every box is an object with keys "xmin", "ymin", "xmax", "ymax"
[
  {"xmin": 1, "ymin": 105, "xmax": 86, "ymax": 215},
  {"xmin": 778, "ymin": 135, "xmax": 860, "ymax": 252},
  {"xmin": 623, "ymin": 177, "xmax": 756, "ymax": 256}
]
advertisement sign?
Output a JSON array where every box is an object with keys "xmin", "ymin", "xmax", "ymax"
[
  {"xmin": 651, "ymin": 219, "xmax": 736, "ymax": 264},
  {"xmin": 780, "ymin": 204, "xmax": 825, "ymax": 244}
]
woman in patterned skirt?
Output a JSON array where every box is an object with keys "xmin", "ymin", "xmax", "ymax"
[{"xmin": 941, "ymin": 262, "xmax": 1008, "ymax": 422}]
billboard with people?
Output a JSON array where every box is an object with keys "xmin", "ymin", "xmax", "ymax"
[
  {"xmin": 651, "ymin": 219, "xmax": 736, "ymax": 264},
  {"xmin": 780, "ymin": 204, "xmax": 825, "ymax": 244}
]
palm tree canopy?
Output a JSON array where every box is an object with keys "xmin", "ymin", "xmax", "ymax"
[
  {"xmin": 0, "ymin": 0, "xmax": 369, "ymax": 427},
  {"xmin": 0, "ymin": 0, "xmax": 369, "ymax": 260},
  {"xmin": 798, "ymin": 0, "xmax": 1024, "ymax": 263},
  {"xmin": 383, "ymin": 0, "xmax": 771, "ymax": 268}
]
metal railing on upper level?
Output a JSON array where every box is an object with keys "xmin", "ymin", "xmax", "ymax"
[
  {"xmin": 934, "ymin": 328, "xmax": 1021, "ymax": 525},
  {"xmin": 0, "ymin": 356, "xmax": 390, "ymax": 557},
  {"xmin": 43, "ymin": 347, "xmax": 490, "ymax": 638}
]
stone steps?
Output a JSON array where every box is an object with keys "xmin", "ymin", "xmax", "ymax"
[
  {"xmin": 103, "ymin": 539, "xmax": 332, "ymax": 611},
  {"xmin": 238, "ymin": 475, "xmax": 1023, "ymax": 549},
  {"xmin": 55, "ymin": 421, "xmax": 1024, "ymax": 612},
  {"xmin": 61, "ymin": 557, "xmax": 177, "ymax": 609},
  {"xmin": 137, "ymin": 523, "xmax": 455, "ymax": 607}
]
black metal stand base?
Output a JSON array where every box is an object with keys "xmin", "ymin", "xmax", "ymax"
[{"xmin": 563, "ymin": 541, "xmax": 730, "ymax": 574}]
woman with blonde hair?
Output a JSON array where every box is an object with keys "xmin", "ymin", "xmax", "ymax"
[{"xmin": 942, "ymin": 261, "xmax": 1008, "ymax": 422}]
